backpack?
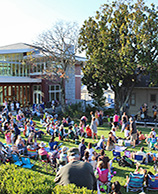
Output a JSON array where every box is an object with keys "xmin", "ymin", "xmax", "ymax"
[{"xmin": 118, "ymin": 155, "xmax": 135, "ymax": 168}]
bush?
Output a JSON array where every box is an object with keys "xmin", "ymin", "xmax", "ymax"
[
  {"xmin": 0, "ymin": 164, "xmax": 53, "ymax": 194},
  {"xmin": 64, "ymin": 102, "xmax": 84, "ymax": 119},
  {"xmin": 52, "ymin": 184, "xmax": 97, "ymax": 194}
]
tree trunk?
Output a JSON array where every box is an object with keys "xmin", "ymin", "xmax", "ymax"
[{"xmin": 114, "ymin": 83, "xmax": 136, "ymax": 116}]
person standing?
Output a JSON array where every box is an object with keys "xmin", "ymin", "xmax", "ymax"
[
  {"xmin": 113, "ymin": 112, "xmax": 119, "ymax": 130},
  {"xmin": 54, "ymin": 147, "xmax": 97, "ymax": 191},
  {"xmin": 16, "ymin": 101, "xmax": 20, "ymax": 114},
  {"xmin": 90, "ymin": 112, "xmax": 98, "ymax": 141},
  {"xmin": 121, "ymin": 112, "xmax": 128, "ymax": 132},
  {"xmin": 129, "ymin": 117, "xmax": 137, "ymax": 148}
]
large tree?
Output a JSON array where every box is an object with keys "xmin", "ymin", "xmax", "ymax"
[
  {"xmin": 78, "ymin": 0, "xmax": 158, "ymax": 113},
  {"xmin": 33, "ymin": 21, "xmax": 79, "ymax": 111}
]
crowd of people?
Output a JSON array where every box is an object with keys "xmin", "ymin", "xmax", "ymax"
[{"xmin": 0, "ymin": 102, "xmax": 158, "ymax": 193}]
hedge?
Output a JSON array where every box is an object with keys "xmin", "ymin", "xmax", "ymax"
[
  {"xmin": 0, "ymin": 164, "xmax": 53, "ymax": 194},
  {"xmin": 52, "ymin": 184, "xmax": 97, "ymax": 194},
  {"xmin": 0, "ymin": 164, "xmax": 98, "ymax": 194}
]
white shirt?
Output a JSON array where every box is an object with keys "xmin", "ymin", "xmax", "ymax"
[
  {"xmin": 124, "ymin": 129, "xmax": 130, "ymax": 137},
  {"xmin": 86, "ymin": 148, "xmax": 94, "ymax": 160}
]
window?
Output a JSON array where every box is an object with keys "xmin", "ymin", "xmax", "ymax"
[
  {"xmin": 49, "ymin": 85, "xmax": 61, "ymax": 102},
  {"xmin": 150, "ymin": 94, "xmax": 156, "ymax": 103},
  {"xmin": 130, "ymin": 93, "xmax": 136, "ymax": 106}
]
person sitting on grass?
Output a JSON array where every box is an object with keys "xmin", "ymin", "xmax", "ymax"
[
  {"xmin": 146, "ymin": 134, "xmax": 157, "ymax": 149},
  {"xmin": 106, "ymin": 132, "xmax": 116, "ymax": 151},
  {"xmin": 15, "ymin": 135, "xmax": 27, "ymax": 155},
  {"xmin": 90, "ymin": 155, "xmax": 97, "ymax": 171},
  {"xmin": 86, "ymin": 125, "xmax": 92, "ymax": 138},
  {"xmin": 83, "ymin": 151, "xmax": 90, "ymax": 163},
  {"xmin": 131, "ymin": 146, "xmax": 148, "ymax": 164},
  {"xmin": 96, "ymin": 135, "xmax": 106, "ymax": 150},
  {"xmin": 49, "ymin": 136, "xmax": 58, "ymax": 151},
  {"xmin": 38, "ymin": 141, "xmax": 50, "ymax": 162},
  {"xmin": 139, "ymin": 131, "xmax": 146, "ymax": 141},
  {"xmin": 68, "ymin": 125, "xmax": 75, "ymax": 140},
  {"xmin": 59, "ymin": 146, "xmax": 69, "ymax": 167},
  {"xmin": 85, "ymin": 142, "xmax": 94, "ymax": 161}
]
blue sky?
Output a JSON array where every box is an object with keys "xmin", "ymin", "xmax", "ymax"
[{"xmin": 0, "ymin": 0, "xmax": 157, "ymax": 47}]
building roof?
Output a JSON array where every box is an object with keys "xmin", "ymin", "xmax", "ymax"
[{"xmin": 0, "ymin": 43, "xmax": 41, "ymax": 55}]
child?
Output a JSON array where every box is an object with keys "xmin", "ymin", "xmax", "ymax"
[
  {"xmin": 95, "ymin": 160, "xmax": 109, "ymax": 192},
  {"xmin": 86, "ymin": 125, "xmax": 92, "ymax": 138},
  {"xmin": 90, "ymin": 155, "xmax": 97, "ymax": 171},
  {"xmin": 5, "ymin": 130, "xmax": 11, "ymax": 145},
  {"xmin": 111, "ymin": 181, "xmax": 122, "ymax": 194},
  {"xmin": 73, "ymin": 123, "xmax": 80, "ymax": 136}
]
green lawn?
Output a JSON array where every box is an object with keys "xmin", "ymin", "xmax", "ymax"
[{"xmin": 0, "ymin": 118, "xmax": 157, "ymax": 194}]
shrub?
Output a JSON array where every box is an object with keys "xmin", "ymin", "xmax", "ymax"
[
  {"xmin": 52, "ymin": 184, "xmax": 97, "ymax": 194},
  {"xmin": 64, "ymin": 102, "xmax": 84, "ymax": 119},
  {"xmin": 0, "ymin": 164, "xmax": 53, "ymax": 194}
]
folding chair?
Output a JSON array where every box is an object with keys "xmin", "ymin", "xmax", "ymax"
[
  {"xmin": 126, "ymin": 173, "xmax": 145, "ymax": 192},
  {"xmin": 21, "ymin": 156, "xmax": 34, "ymax": 168},
  {"xmin": 27, "ymin": 148, "xmax": 38, "ymax": 160},
  {"xmin": 134, "ymin": 154, "xmax": 144, "ymax": 164},
  {"xmin": 11, "ymin": 154, "xmax": 23, "ymax": 166},
  {"xmin": 147, "ymin": 174, "xmax": 158, "ymax": 191},
  {"xmin": 112, "ymin": 150, "xmax": 121, "ymax": 162}
]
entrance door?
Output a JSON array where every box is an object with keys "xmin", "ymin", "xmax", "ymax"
[{"xmin": 33, "ymin": 91, "xmax": 42, "ymax": 104}]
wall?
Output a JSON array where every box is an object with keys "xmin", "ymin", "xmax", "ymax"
[{"xmin": 129, "ymin": 87, "xmax": 158, "ymax": 117}]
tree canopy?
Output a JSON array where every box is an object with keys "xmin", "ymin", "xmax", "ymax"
[{"xmin": 78, "ymin": 0, "xmax": 158, "ymax": 113}]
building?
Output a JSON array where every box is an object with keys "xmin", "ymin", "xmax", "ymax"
[
  {"xmin": 0, "ymin": 43, "xmax": 84, "ymax": 106},
  {"xmin": 129, "ymin": 76, "xmax": 158, "ymax": 117}
]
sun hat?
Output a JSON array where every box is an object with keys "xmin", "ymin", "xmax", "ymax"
[{"xmin": 39, "ymin": 141, "xmax": 46, "ymax": 148}]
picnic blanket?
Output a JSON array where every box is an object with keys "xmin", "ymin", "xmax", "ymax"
[{"xmin": 115, "ymin": 145, "xmax": 127, "ymax": 152}]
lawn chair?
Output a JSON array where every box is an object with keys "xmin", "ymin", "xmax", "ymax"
[
  {"xmin": 27, "ymin": 148, "xmax": 38, "ymax": 160},
  {"xmin": 21, "ymin": 156, "xmax": 34, "ymax": 168},
  {"xmin": 126, "ymin": 173, "xmax": 145, "ymax": 192},
  {"xmin": 147, "ymin": 174, "xmax": 158, "ymax": 191},
  {"xmin": 112, "ymin": 150, "xmax": 121, "ymax": 162},
  {"xmin": 96, "ymin": 168, "xmax": 112, "ymax": 194},
  {"xmin": 11, "ymin": 154, "xmax": 23, "ymax": 166},
  {"xmin": 134, "ymin": 154, "xmax": 144, "ymax": 164}
]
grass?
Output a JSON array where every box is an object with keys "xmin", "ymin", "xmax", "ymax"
[{"xmin": 0, "ymin": 118, "xmax": 157, "ymax": 194}]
